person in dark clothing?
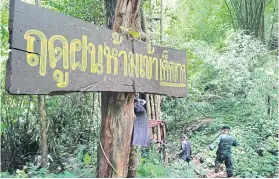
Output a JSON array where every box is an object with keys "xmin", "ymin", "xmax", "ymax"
[
  {"xmin": 132, "ymin": 97, "xmax": 150, "ymax": 147},
  {"xmin": 177, "ymin": 134, "xmax": 192, "ymax": 164},
  {"xmin": 209, "ymin": 126, "xmax": 238, "ymax": 178}
]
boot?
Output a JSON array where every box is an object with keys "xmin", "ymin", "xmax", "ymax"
[
  {"xmin": 227, "ymin": 170, "xmax": 233, "ymax": 178},
  {"xmin": 215, "ymin": 166, "xmax": 220, "ymax": 173}
]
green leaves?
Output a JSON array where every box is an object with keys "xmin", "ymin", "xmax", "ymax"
[
  {"xmin": 0, "ymin": 1, "xmax": 9, "ymax": 58},
  {"xmin": 41, "ymin": 0, "xmax": 105, "ymax": 25},
  {"xmin": 137, "ymin": 163, "xmax": 165, "ymax": 178},
  {"xmin": 163, "ymin": 0, "xmax": 232, "ymax": 44},
  {"xmin": 83, "ymin": 153, "xmax": 91, "ymax": 165},
  {"xmin": 163, "ymin": 31, "xmax": 278, "ymax": 178},
  {"xmin": 136, "ymin": 146, "xmax": 198, "ymax": 178}
]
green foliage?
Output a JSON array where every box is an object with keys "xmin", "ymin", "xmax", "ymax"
[
  {"xmin": 137, "ymin": 159, "xmax": 166, "ymax": 178},
  {"xmin": 225, "ymin": 0, "xmax": 278, "ymax": 43},
  {"xmin": 163, "ymin": 31, "xmax": 278, "ymax": 177},
  {"xmin": 83, "ymin": 153, "xmax": 91, "ymax": 166},
  {"xmin": 136, "ymin": 146, "xmax": 198, "ymax": 178},
  {"xmin": 1, "ymin": 0, "xmax": 278, "ymax": 178},
  {"xmin": 0, "ymin": 148, "xmax": 96, "ymax": 178},
  {"xmin": 41, "ymin": 0, "xmax": 106, "ymax": 25},
  {"xmin": 0, "ymin": 0, "xmax": 102, "ymax": 173},
  {"xmin": 0, "ymin": 167, "xmax": 81, "ymax": 178},
  {"xmin": 233, "ymin": 134, "xmax": 278, "ymax": 178},
  {"xmin": 0, "ymin": 0, "xmax": 9, "ymax": 60},
  {"xmin": 162, "ymin": 0, "xmax": 233, "ymax": 45}
]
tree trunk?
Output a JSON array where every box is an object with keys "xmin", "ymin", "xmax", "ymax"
[
  {"xmin": 35, "ymin": 0, "xmax": 48, "ymax": 169},
  {"xmin": 145, "ymin": 94, "xmax": 151, "ymax": 119},
  {"xmin": 127, "ymin": 145, "xmax": 137, "ymax": 178},
  {"xmin": 225, "ymin": 0, "xmax": 267, "ymax": 42},
  {"xmin": 38, "ymin": 95, "xmax": 48, "ymax": 168},
  {"xmin": 96, "ymin": 0, "xmax": 142, "ymax": 177},
  {"xmin": 127, "ymin": 8, "xmax": 148, "ymax": 177},
  {"xmin": 97, "ymin": 92, "xmax": 135, "ymax": 178},
  {"xmin": 150, "ymin": 94, "xmax": 155, "ymax": 119}
]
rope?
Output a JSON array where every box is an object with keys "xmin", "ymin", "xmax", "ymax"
[{"xmin": 98, "ymin": 140, "xmax": 123, "ymax": 178}]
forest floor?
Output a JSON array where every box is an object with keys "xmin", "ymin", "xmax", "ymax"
[{"xmin": 192, "ymin": 157, "xmax": 235, "ymax": 178}]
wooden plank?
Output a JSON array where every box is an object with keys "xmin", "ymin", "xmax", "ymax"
[{"xmin": 6, "ymin": 0, "xmax": 188, "ymax": 97}]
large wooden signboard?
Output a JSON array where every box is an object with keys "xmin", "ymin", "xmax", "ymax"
[{"xmin": 6, "ymin": 0, "xmax": 188, "ymax": 97}]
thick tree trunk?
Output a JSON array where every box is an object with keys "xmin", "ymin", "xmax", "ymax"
[
  {"xmin": 97, "ymin": 92, "xmax": 135, "ymax": 178},
  {"xmin": 96, "ymin": 0, "xmax": 142, "ymax": 178},
  {"xmin": 38, "ymin": 95, "xmax": 48, "ymax": 168}
]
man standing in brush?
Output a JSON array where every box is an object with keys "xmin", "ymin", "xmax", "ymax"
[{"xmin": 209, "ymin": 126, "xmax": 238, "ymax": 178}]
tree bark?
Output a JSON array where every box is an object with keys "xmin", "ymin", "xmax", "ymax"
[
  {"xmin": 96, "ymin": 0, "xmax": 142, "ymax": 177},
  {"xmin": 35, "ymin": 0, "xmax": 48, "ymax": 169},
  {"xmin": 38, "ymin": 95, "xmax": 48, "ymax": 168},
  {"xmin": 145, "ymin": 94, "xmax": 151, "ymax": 119},
  {"xmin": 226, "ymin": 0, "xmax": 266, "ymax": 42},
  {"xmin": 127, "ymin": 7, "xmax": 149, "ymax": 178},
  {"xmin": 127, "ymin": 145, "xmax": 137, "ymax": 178},
  {"xmin": 150, "ymin": 94, "xmax": 155, "ymax": 120},
  {"xmin": 97, "ymin": 92, "xmax": 135, "ymax": 178}
]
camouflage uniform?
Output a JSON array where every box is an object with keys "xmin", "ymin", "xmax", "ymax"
[{"xmin": 210, "ymin": 133, "xmax": 237, "ymax": 177}]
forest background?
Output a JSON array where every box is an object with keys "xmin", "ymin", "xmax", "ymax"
[{"xmin": 0, "ymin": 0, "xmax": 278, "ymax": 178}]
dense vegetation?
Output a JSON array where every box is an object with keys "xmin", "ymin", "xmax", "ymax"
[{"xmin": 0, "ymin": 0, "xmax": 278, "ymax": 178}]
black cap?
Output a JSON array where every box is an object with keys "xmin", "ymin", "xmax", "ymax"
[{"xmin": 222, "ymin": 126, "xmax": 230, "ymax": 130}]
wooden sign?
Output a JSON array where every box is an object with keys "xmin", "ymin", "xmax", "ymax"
[{"xmin": 6, "ymin": 0, "xmax": 188, "ymax": 97}]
